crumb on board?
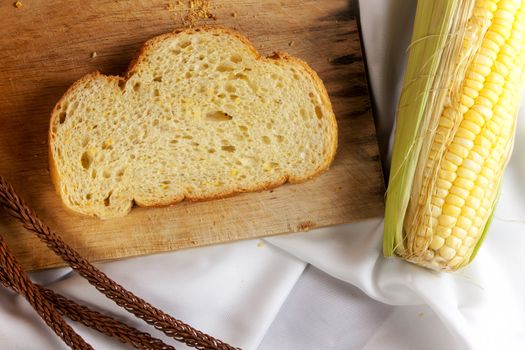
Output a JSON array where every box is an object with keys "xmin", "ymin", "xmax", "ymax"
[
  {"xmin": 257, "ymin": 242, "xmax": 264, "ymax": 248},
  {"xmin": 288, "ymin": 40, "xmax": 295, "ymax": 47},
  {"xmin": 184, "ymin": 0, "xmax": 217, "ymax": 27},
  {"xmin": 91, "ymin": 52, "xmax": 97, "ymax": 59},
  {"xmin": 14, "ymin": 1, "xmax": 22, "ymax": 8},
  {"xmin": 297, "ymin": 221, "xmax": 316, "ymax": 232},
  {"xmin": 418, "ymin": 312, "xmax": 425, "ymax": 318}
]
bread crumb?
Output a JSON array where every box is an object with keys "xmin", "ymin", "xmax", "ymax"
[
  {"xmin": 91, "ymin": 52, "xmax": 97, "ymax": 59},
  {"xmin": 288, "ymin": 41, "xmax": 295, "ymax": 47},
  {"xmin": 184, "ymin": 0, "xmax": 216, "ymax": 27},
  {"xmin": 14, "ymin": 1, "xmax": 22, "ymax": 8},
  {"xmin": 257, "ymin": 242, "xmax": 264, "ymax": 248},
  {"xmin": 297, "ymin": 221, "xmax": 316, "ymax": 232}
]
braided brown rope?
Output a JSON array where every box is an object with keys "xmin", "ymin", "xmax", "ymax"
[
  {"xmin": 0, "ymin": 176, "xmax": 239, "ymax": 350},
  {"xmin": 0, "ymin": 238, "xmax": 175, "ymax": 349},
  {"xmin": 39, "ymin": 286, "xmax": 176, "ymax": 350},
  {"xmin": 0, "ymin": 235, "xmax": 93, "ymax": 350}
]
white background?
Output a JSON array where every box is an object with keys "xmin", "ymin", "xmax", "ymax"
[{"xmin": 1, "ymin": 0, "xmax": 525, "ymax": 349}]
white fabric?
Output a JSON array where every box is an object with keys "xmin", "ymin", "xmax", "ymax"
[
  {"xmin": 1, "ymin": 1, "xmax": 525, "ymax": 349},
  {"xmin": 0, "ymin": 241, "xmax": 306, "ymax": 350}
]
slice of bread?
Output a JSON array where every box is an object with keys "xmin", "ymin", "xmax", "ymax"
[{"xmin": 49, "ymin": 27, "xmax": 338, "ymax": 219}]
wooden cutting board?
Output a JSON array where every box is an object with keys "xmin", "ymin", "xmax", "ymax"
[{"xmin": 0, "ymin": 0, "xmax": 384, "ymax": 270}]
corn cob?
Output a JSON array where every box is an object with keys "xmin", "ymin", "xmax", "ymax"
[{"xmin": 384, "ymin": 0, "xmax": 525, "ymax": 271}]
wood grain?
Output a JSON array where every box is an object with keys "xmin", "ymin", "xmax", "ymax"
[{"xmin": 0, "ymin": 0, "xmax": 384, "ymax": 270}]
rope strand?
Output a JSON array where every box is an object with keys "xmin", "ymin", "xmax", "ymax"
[
  {"xmin": 0, "ymin": 176, "xmax": 239, "ymax": 350},
  {"xmin": 0, "ymin": 235, "xmax": 93, "ymax": 350}
]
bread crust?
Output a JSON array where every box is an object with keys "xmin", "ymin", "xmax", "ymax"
[{"xmin": 49, "ymin": 26, "xmax": 338, "ymax": 218}]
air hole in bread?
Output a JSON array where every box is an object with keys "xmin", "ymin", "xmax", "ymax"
[
  {"xmin": 217, "ymin": 64, "xmax": 234, "ymax": 72},
  {"xmin": 300, "ymin": 108, "xmax": 307, "ymax": 120},
  {"xmin": 206, "ymin": 111, "xmax": 233, "ymax": 122},
  {"xmin": 179, "ymin": 41, "xmax": 191, "ymax": 48},
  {"xmin": 262, "ymin": 136, "xmax": 271, "ymax": 144},
  {"xmin": 182, "ymin": 135, "xmax": 193, "ymax": 139},
  {"xmin": 170, "ymin": 139, "xmax": 178, "ymax": 144},
  {"xmin": 239, "ymin": 125, "xmax": 249, "ymax": 132},
  {"xmin": 221, "ymin": 145, "xmax": 236, "ymax": 152},
  {"xmin": 203, "ymin": 63, "xmax": 209, "ymax": 69},
  {"xmin": 103, "ymin": 170, "xmax": 111, "ymax": 179},
  {"xmin": 103, "ymin": 191, "xmax": 112, "ymax": 207},
  {"xmin": 235, "ymin": 73, "xmax": 248, "ymax": 81},
  {"xmin": 102, "ymin": 140, "xmax": 113, "ymax": 150},
  {"xmin": 82, "ymin": 137, "xmax": 89, "ymax": 147},
  {"xmin": 153, "ymin": 76, "xmax": 162, "ymax": 82},
  {"xmin": 91, "ymin": 169, "xmax": 97, "ymax": 179},
  {"xmin": 118, "ymin": 80, "xmax": 126, "ymax": 90},
  {"xmin": 172, "ymin": 49, "xmax": 181, "ymax": 55},
  {"xmin": 230, "ymin": 54, "xmax": 242, "ymax": 63},
  {"xmin": 225, "ymin": 84, "xmax": 236, "ymax": 93},
  {"xmin": 133, "ymin": 83, "xmax": 141, "ymax": 92},
  {"xmin": 191, "ymin": 142, "xmax": 199, "ymax": 147},
  {"xmin": 276, "ymin": 135, "xmax": 285, "ymax": 143},
  {"xmin": 315, "ymin": 106, "xmax": 323, "ymax": 119},
  {"xmin": 185, "ymin": 72, "xmax": 193, "ymax": 78},
  {"xmin": 59, "ymin": 111, "xmax": 67, "ymax": 124},
  {"xmin": 86, "ymin": 193, "xmax": 92, "ymax": 200},
  {"xmin": 154, "ymin": 89, "xmax": 160, "ymax": 97},
  {"xmin": 293, "ymin": 74, "xmax": 300, "ymax": 80},
  {"xmin": 81, "ymin": 151, "xmax": 92, "ymax": 169},
  {"xmin": 198, "ymin": 54, "xmax": 205, "ymax": 60},
  {"xmin": 208, "ymin": 148, "xmax": 216, "ymax": 154},
  {"xmin": 217, "ymin": 93, "xmax": 226, "ymax": 99}
]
